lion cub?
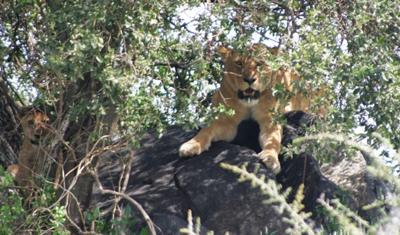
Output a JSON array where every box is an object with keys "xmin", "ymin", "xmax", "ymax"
[
  {"xmin": 8, "ymin": 109, "xmax": 50, "ymax": 188},
  {"xmin": 179, "ymin": 45, "xmax": 324, "ymax": 174}
]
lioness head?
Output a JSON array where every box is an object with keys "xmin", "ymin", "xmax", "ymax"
[
  {"xmin": 218, "ymin": 45, "xmax": 278, "ymax": 106},
  {"xmin": 20, "ymin": 109, "xmax": 50, "ymax": 143}
]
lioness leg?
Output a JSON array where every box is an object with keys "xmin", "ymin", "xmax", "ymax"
[
  {"xmin": 179, "ymin": 117, "xmax": 239, "ymax": 157},
  {"xmin": 258, "ymin": 122, "xmax": 283, "ymax": 174}
]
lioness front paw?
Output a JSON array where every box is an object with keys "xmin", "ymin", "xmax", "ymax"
[
  {"xmin": 179, "ymin": 139, "xmax": 202, "ymax": 157},
  {"xmin": 258, "ymin": 151, "xmax": 281, "ymax": 174}
]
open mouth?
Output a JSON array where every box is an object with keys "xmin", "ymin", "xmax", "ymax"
[{"xmin": 237, "ymin": 88, "xmax": 260, "ymax": 100}]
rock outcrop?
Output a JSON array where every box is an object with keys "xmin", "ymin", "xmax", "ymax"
[{"xmin": 90, "ymin": 111, "xmax": 382, "ymax": 234}]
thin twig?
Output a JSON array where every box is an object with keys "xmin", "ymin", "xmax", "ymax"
[{"xmin": 89, "ymin": 168, "xmax": 156, "ymax": 235}]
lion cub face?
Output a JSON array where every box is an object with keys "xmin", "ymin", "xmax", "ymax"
[{"xmin": 218, "ymin": 46, "xmax": 273, "ymax": 106}]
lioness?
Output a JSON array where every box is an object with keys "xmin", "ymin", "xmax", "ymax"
[
  {"xmin": 179, "ymin": 45, "xmax": 324, "ymax": 174},
  {"xmin": 8, "ymin": 109, "xmax": 50, "ymax": 188}
]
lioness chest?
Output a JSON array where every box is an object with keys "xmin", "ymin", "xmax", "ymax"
[{"xmin": 225, "ymin": 90, "xmax": 278, "ymax": 125}]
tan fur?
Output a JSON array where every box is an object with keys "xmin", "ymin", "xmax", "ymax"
[
  {"xmin": 7, "ymin": 110, "xmax": 50, "ymax": 189},
  {"xmin": 179, "ymin": 45, "xmax": 326, "ymax": 174}
]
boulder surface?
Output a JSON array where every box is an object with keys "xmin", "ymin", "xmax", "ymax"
[{"xmin": 90, "ymin": 111, "xmax": 381, "ymax": 234}]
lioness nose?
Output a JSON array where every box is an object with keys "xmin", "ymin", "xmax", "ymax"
[{"xmin": 244, "ymin": 77, "xmax": 256, "ymax": 85}]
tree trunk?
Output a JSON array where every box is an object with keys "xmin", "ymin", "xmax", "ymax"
[{"xmin": 0, "ymin": 78, "xmax": 21, "ymax": 167}]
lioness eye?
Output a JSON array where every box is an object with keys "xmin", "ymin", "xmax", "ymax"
[{"xmin": 235, "ymin": 60, "xmax": 243, "ymax": 66}]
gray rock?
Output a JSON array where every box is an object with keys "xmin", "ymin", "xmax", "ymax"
[
  {"xmin": 92, "ymin": 127, "xmax": 284, "ymax": 234},
  {"xmin": 90, "ymin": 111, "xmax": 384, "ymax": 234},
  {"xmin": 321, "ymin": 150, "xmax": 383, "ymax": 221}
]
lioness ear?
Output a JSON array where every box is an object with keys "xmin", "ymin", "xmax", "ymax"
[{"xmin": 217, "ymin": 46, "xmax": 232, "ymax": 60}]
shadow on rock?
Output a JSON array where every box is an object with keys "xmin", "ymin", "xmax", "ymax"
[{"xmin": 90, "ymin": 111, "xmax": 383, "ymax": 234}]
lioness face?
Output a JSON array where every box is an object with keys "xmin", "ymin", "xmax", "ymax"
[
  {"xmin": 218, "ymin": 47, "xmax": 270, "ymax": 106},
  {"xmin": 20, "ymin": 110, "xmax": 50, "ymax": 142}
]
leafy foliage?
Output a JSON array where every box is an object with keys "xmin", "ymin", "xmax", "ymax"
[
  {"xmin": 0, "ymin": 166, "xmax": 68, "ymax": 234},
  {"xmin": 1, "ymin": 0, "xmax": 399, "ymax": 142},
  {"xmin": 0, "ymin": 0, "xmax": 399, "ymax": 234},
  {"xmin": 85, "ymin": 206, "xmax": 149, "ymax": 235}
]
